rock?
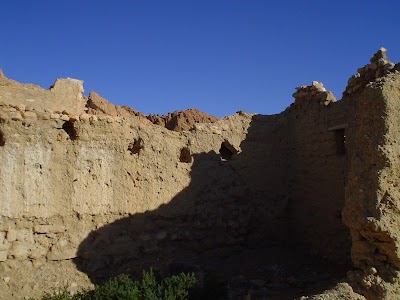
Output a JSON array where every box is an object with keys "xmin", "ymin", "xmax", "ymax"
[
  {"xmin": 50, "ymin": 113, "xmax": 60, "ymax": 119},
  {"xmin": 23, "ymin": 111, "xmax": 37, "ymax": 119},
  {"xmin": 79, "ymin": 113, "xmax": 90, "ymax": 121},
  {"xmin": 9, "ymin": 241, "xmax": 30, "ymax": 260},
  {"xmin": 9, "ymin": 111, "xmax": 23, "ymax": 121},
  {"xmin": 370, "ymin": 47, "xmax": 388, "ymax": 63},
  {"xmin": 34, "ymin": 225, "xmax": 65, "ymax": 234},
  {"xmin": 0, "ymin": 251, "xmax": 7, "ymax": 261},
  {"xmin": 147, "ymin": 108, "xmax": 218, "ymax": 132},
  {"xmin": 87, "ymin": 91, "xmax": 134, "ymax": 118},
  {"xmin": 29, "ymin": 245, "xmax": 47, "ymax": 259},
  {"xmin": 6, "ymin": 229, "xmax": 17, "ymax": 242},
  {"xmin": 47, "ymin": 248, "xmax": 77, "ymax": 261},
  {"xmin": 16, "ymin": 104, "xmax": 26, "ymax": 111}
]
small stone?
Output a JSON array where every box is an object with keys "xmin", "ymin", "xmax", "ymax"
[
  {"xmin": 6, "ymin": 229, "xmax": 17, "ymax": 242},
  {"xmin": 29, "ymin": 245, "xmax": 47, "ymax": 259},
  {"xmin": 9, "ymin": 241, "xmax": 30, "ymax": 260},
  {"xmin": 377, "ymin": 58, "xmax": 387, "ymax": 66},
  {"xmin": 0, "ymin": 243, "xmax": 10, "ymax": 251},
  {"xmin": 69, "ymin": 115, "xmax": 79, "ymax": 122},
  {"xmin": 50, "ymin": 113, "xmax": 61, "ymax": 119},
  {"xmin": 32, "ymin": 259, "xmax": 43, "ymax": 269},
  {"xmin": 47, "ymin": 248, "xmax": 77, "ymax": 261},
  {"xmin": 362, "ymin": 278, "xmax": 372, "ymax": 288},
  {"xmin": 369, "ymin": 267, "xmax": 378, "ymax": 275},
  {"xmin": 34, "ymin": 225, "xmax": 65, "ymax": 234},
  {"xmin": 61, "ymin": 114, "xmax": 70, "ymax": 121},
  {"xmin": 39, "ymin": 113, "xmax": 50, "ymax": 120},
  {"xmin": 9, "ymin": 112, "xmax": 23, "ymax": 121},
  {"xmin": 3, "ymin": 276, "xmax": 10, "ymax": 283},
  {"xmin": 23, "ymin": 111, "xmax": 37, "ymax": 119},
  {"xmin": 79, "ymin": 113, "xmax": 90, "ymax": 122},
  {"xmin": 384, "ymin": 62, "xmax": 395, "ymax": 70},
  {"xmin": 16, "ymin": 104, "xmax": 26, "ymax": 111},
  {"xmin": 370, "ymin": 47, "xmax": 388, "ymax": 63},
  {"xmin": 2, "ymin": 107, "xmax": 17, "ymax": 112},
  {"xmin": 0, "ymin": 251, "xmax": 7, "ymax": 261}
]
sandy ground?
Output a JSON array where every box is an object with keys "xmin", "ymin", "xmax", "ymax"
[{"xmin": 0, "ymin": 246, "xmax": 365, "ymax": 300}]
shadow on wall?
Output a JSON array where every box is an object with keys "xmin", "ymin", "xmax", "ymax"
[
  {"xmin": 73, "ymin": 115, "xmax": 292, "ymax": 284},
  {"xmin": 73, "ymin": 113, "xmax": 351, "ymax": 296},
  {"xmin": 73, "ymin": 150, "xmax": 276, "ymax": 283}
]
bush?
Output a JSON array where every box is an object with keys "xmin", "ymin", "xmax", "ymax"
[{"xmin": 36, "ymin": 269, "xmax": 196, "ymax": 300}]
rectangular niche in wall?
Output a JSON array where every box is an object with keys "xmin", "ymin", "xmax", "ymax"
[{"xmin": 328, "ymin": 124, "xmax": 348, "ymax": 156}]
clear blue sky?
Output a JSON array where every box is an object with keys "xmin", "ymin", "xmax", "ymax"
[{"xmin": 1, "ymin": 1, "xmax": 400, "ymax": 118}]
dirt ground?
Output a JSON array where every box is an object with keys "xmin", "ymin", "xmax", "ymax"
[{"xmin": 0, "ymin": 246, "xmax": 364, "ymax": 300}]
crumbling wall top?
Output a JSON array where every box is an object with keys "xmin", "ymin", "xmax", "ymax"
[
  {"xmin": 292, "ymin": 81, "xmax": 336, "ymax": 106},
  {"xmin": 344, "ymin": 47, "xmax": 400, "ymax": 97}
]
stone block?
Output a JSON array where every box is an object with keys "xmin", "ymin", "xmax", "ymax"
[
  {"xmin": 29, "ymin": 245, "xmax": 47, "ymax": 259},
  {"xmin": 47, "ymin": 248, "xmax": 77, "ymax": 261},
  {"xmin": 16, "ymin": 229, "xmax": 34, "ymax": 244},
  {"xmin": 0, "ymin": 251, "xmax": 7, "ymax": 262},
  {"xmin": 34, "ymin": 225, "xmax": 65, "ymax": 234},
  {"xmin": 9, "ymin": 241, "xmax": 30, "ymax": 260},
  {"xmin": 6, "ymin": 229, "xmax": 17, "ymax": 242},
  {"xmin": 23, "ymin": 111, "xmax": 37, "ymax": 119}
]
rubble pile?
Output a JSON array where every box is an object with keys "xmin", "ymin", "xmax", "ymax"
[
  {"xmin": 292, "ymin": 81, "xmax": 336, "ymax": 106},
  {"xmin": 344, "ymin": 47, "xmax": 400, "ymax": 96}
]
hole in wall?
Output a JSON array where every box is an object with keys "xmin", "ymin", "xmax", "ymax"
[
  {"xmin": 334, "ymin": 129, "xmax": 346, "ymax": 155},
  {"xmin": 0, "ymin": 130, "xmax": 5, "ymax": 146},
  {"xmin": 128, "ymin": 138, "xmax": 143, "ymax": 155},
  {"xmin": 219, "ymin": 140, "xmax": 238, "ymax": 160},
  {"xmin": 179, "ymin": 147, "xmax": 192, "ymax": 163},
  {"xmin": 0, "ymin": 118, "xmax": 5, "ymax": 146},
  {"xmin": 62, "ymin": 121, "xmax": 78, "ymax": 141}
]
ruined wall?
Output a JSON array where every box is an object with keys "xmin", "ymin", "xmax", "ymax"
[
  {"xmin": 289, "ymin": 94, "xmax": 351, "ymax": 263},
  {"xmin": 0, "ymin": 96, "xmax": 298, "ymax": 298},
  {"xmin": 0, "ymin": 72, "xmax": 85, "ymax": 115},
  {"xmin": 8, "ymin": 51, "xmax": 400, "ymax": 299},
  {"xmin": 343, "ymin": 73, "xmax": 400, "ymax": 300}
]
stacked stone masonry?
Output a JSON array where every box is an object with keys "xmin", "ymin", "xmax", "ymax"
[{"xmin": 1, "ymin": 49, "xmax": 400, "ymax": 299}]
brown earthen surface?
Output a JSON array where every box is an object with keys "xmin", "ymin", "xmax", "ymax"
[{"xmin": 147, "ymin": 108, "xmax": 218, "ymax": 131}]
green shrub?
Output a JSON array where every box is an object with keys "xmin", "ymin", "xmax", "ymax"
[{"xmin": 36, "ymin": 269, "xmax": 196, "ymax": 300}]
